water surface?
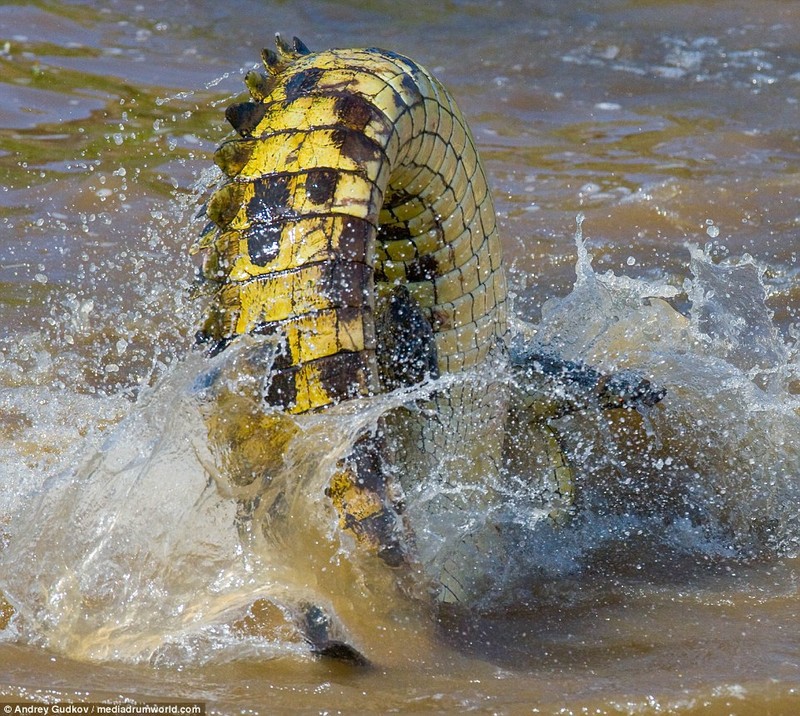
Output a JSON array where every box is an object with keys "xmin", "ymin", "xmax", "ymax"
[{"xmin": 1, "ymin": 1, "xmax": 798, "ymax": 714}]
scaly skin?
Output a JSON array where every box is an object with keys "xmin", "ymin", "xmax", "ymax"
[
  {"xmin": 193, "ymin": 37, "xmax": 510, "ymax": 597},
  {"xmin": 195, "ymin": 37, "xmax": 507, "ymax": 412},
  {"xmin": 193, "ymin": 36, "xmax": 665, "ymax": 610}
]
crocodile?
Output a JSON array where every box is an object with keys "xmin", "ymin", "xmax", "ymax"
[{"xmin": 191, "ymin": 36, "xmax": 664, "ymax": 650}]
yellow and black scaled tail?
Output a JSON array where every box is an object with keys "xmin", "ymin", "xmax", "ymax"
[{"xmin": 193, "ymin": 35, "xmax": 507, "ymax": 414}]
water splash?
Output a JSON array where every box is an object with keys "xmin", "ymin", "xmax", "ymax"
[
  {"xmin": 533, "ymin": 225, "xmax": 799, "ymax": 564},
  {"xmin": 155, "ymin": 63, "xmax": 261, "ymax": 108},
  {"xmin": 0, "ymin": 218, "xmax": 798, "ymax": 663}
]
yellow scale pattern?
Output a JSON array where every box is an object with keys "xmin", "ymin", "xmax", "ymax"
[
  {"xmin": 192, "ymin": 37, "xmax": 562, "ymax": 605},
  {"xmin": 195, "ymin": 40, "xmax": 507, "ymax": 413}
]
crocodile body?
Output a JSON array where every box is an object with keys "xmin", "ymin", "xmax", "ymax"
[{"xmin": 193, "ymin": 37, "xmax": 664, "ymax": 612}]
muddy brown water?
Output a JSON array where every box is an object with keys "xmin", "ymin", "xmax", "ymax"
[{"xmin": 1, "ymin": 1, "xmax": 799, "ymax": 714}]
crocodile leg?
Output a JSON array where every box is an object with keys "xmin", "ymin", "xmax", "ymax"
[{"xmin": 506, "ymin": 337, "xmax": 666, "ymax": 522}]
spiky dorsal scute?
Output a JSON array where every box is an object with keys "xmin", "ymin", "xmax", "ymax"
[
  {"xmin": 194, "ymin": 35, "xmax": 316, "ymax": 290},
  {"xmin": 225, "ymin": 34, "xmax": 313, "ymax": 135},
  {"xmin": 275, "ymin": 34, "xmax": 311, "ymax": 60},
  {"xmin": 260, "ymin": 33, "xmax": 310, "ymax": 78}
]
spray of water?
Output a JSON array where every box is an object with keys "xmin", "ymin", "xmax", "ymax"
[{"xmin": 0, "ymin": 209, "xmax": 797, "ymax": 663}]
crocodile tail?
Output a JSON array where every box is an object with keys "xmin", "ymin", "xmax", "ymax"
[{"xmin": 195, "ymin": 37, "xmax": 507, "ymax": 414}]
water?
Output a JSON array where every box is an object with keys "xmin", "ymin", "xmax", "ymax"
[{"xmin": 1, "ymin": 0, "xmax": 799, "ymax": 713}]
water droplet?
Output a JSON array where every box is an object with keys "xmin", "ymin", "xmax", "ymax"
[{"xmin": 626, "ymin": 256, "xmax": 636, "ymax": 266}]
